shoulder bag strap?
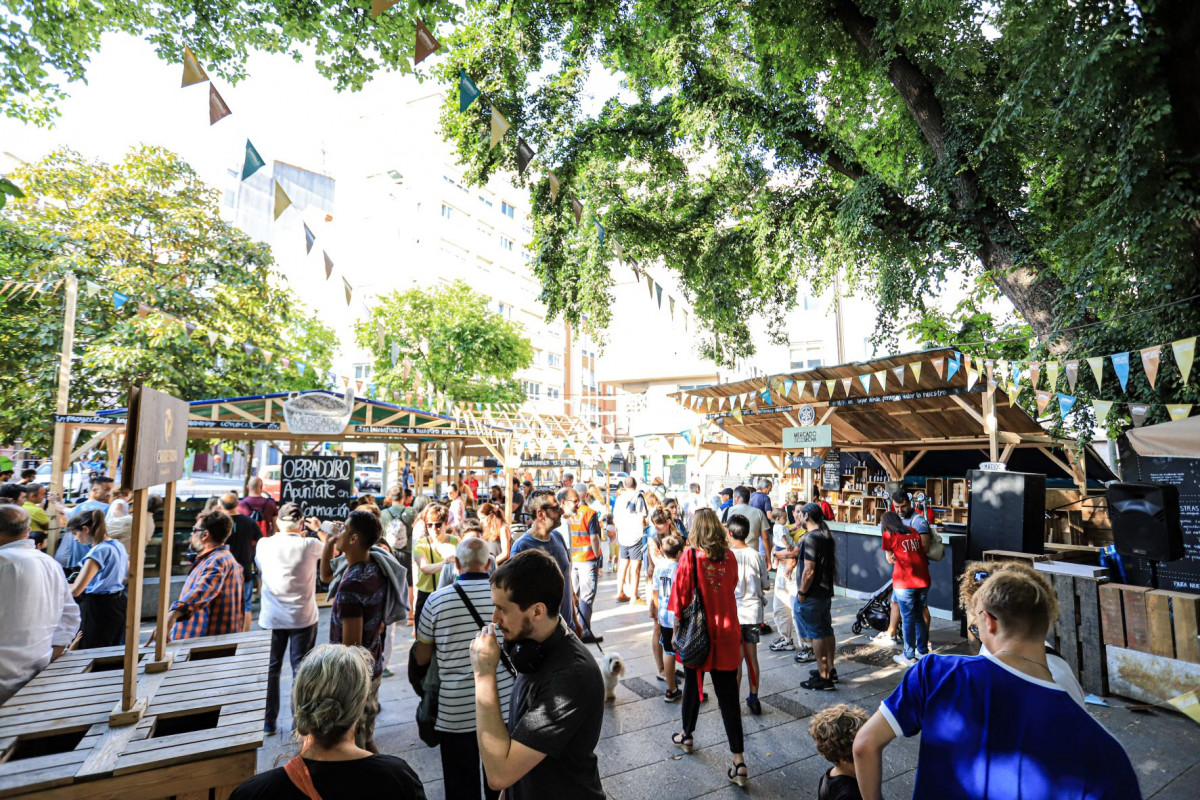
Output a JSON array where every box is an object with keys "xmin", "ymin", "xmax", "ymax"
[
  {"xmin": 453, "ymin": 583, "xmax": 516, "ymax": 676},
  {"xmin": 689, "ymin": 547, "xmax": 705, "ymax": 612},
  {"xmin": 284, "ymin": 756, "xmax": 323, "ymax": 800}
]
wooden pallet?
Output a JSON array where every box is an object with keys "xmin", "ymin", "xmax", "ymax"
[
  {"xmin": 0, "ymin": 631, "xmax": 269, "ymax": 799},
  {"xmin": 1041, "ymin": 563, "xmax": 1108, "ymax": 696},
  {"xmin": 1099, "ymin": 583, "xmax": 1200, "ymax": 663}
]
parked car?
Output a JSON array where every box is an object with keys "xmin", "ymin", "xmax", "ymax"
[
  {"xmin": 355, "ymin": 465, "xmax": 382, "ymax": 492},
  {"xmin": 258, "ymin": 464, "xmax": 282, "ymax": 500},
  {"xmin": 608, "ymin": 471, "xmax": 631, "ymax": 490},
  {"xmin": 33, "ymin": 462, "xmax": 92, "ymax": 500}
]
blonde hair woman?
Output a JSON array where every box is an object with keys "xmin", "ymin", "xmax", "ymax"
[{"xmin": 477, "ymin": 502, "xmax": 512, "ymax": 562}]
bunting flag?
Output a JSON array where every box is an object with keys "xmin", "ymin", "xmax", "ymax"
[
  {"xmin": 85, "ymin": 280, "xmax": 102, "ymax": 298},
  {"xmin": 243, "ymin": 342, "xmax": 255, "ymax": 357},
  {"xmin": 181, "ymin": 46, "xmax": 208, "ymax": 87},
  {"xmin": 1173, "ymin": 337, "xmax": 1195, "ymax": 384},
  {"xmin": 986, "ymin": 361, "xmax": 997, "ymax": 393},
  {"xmin": 1029, "ymin": 362, "xmax": 1041, "ymax": 390},
  {"xmin": 1111, "ymin": 351, "xmax": 1130, "ymax": 392},
  {"xmin": 323, "ymin": 251, "xmax": 333, "ymax": 279},
  {"xmin": 998, "ymin": 359, "xmax": 1010, "ymax": 385},
  {"xmin": 184, "ymin": 321, "xmax": 197, "ymax": 337},
  {"xmin": 841, "ymin": 377, "xmax": 853, "ymax": 395},
  {"xmin": 931, "ymin": 357, "xmax": 946, "ymax": 380},
  {"xmin": 966, "ymin": 368, "xmax": 980, "ymax": 390},
  {"xmin": 655, "ymin": 283, "xmax": 662, "ymax": 308},
  {"xmin": 825, "ymin": 379, "xmax": 837, "ymax": 397},
  {"xmin": 1087, "ymin": 356, "xmax": 1105, "ymax": 389},
  {"xmin": 859, "ymin": 373, "xmax": 872, "ymax": 392},
  {"xmin": 280, "ymin": 357, "xmax": 290, "ymax": 369},
  {"xmin": 646, "ymin": 274, "xmax": 654, "ymax": 299},
  {"xmin": 1058, "ymin": 393, "xmax": 1077, "ymax": 417},
  {"xmin": 572, "ymin": 196, "xmax": 583, "ymax": 225},
  {"xmin": 206, "ymin": 329, "xmax": 218, "ymax": 347},
  {"xmin": 893, "ymin": 365, "xmax": 906, "ymax": 387},
  {"xmin": 1139, "ymin": 346, "xmax": 1162, "ymax": 389},
  {"xmin": 1006, "ymin": 380, "xmax": 1021, "ymax": 407},
  {"xmin": 1093, "ymin": 399, "xmax": 1114, "ymax": 425},
  {"xmin": 241, "ymin": 139, "xmax": 265, "ymax": 181},
  {"xmin": 489, "ymin": 107, "xmax": 511, "ymax": 149},
  {"xmin": 1167, "ymin": 404, "xmax": 1193, "ymax": 421},
  {"xmin": 297, "ymin": 362, "xmax": 306, "ymax": 376},
  {"xmin": 761, "ymin": 389, "xmax": 772, "ymax": 406},
  {"xmin": 273, "ymin": 181, "xmax": 292, "ymax": 220},
  {"xmin": 303, "ymin": 223, "xmax": 315, "ymax": 254},
  {"xmin": 595, "ymin": 217, "xmax": 605, "ymax": 245},
  {"xmin": 262, "ymin": 350, "xmax": 273, "ymax": 365},
  {"xmin": 874, "ymin": 370, "xmax": 887, "ymax": 392},
  {"xmin": 414, "ymin": 19, "xmax": 441, "ymax": 64},
  {"xmin": 681, "ymin": 430, "xmax": 692, "ymax": 445},
  {"xmin": 516, "ymin": 138, "xmax": 536, "ymax": 174},
  {"xmin": 221, "ymin": 334, "xmax": 234, "ymax": 349},
  {"xmin": 459, "ymin": 71, "xmax": 481, "ymax": 112},
  {"xmin": 208, "ymin": 85, "xmax": 232, "ymax": 125},
  {"xmin": 812, "ymin": 380, "xmax": 822, "ymax": 398},
  {"xmin": 390, "ymin": 343, "xmax": 400, "ymax": 365},
  {"xmin": 136, "ymin": 302, "xmax": 150, "ymax": 318},
  {"xmin": 343, "ymin": 278, "xmax": 352, "ymax": 306},
  {"xmin": 910, "ymin": 361, "xmax": 922, "ymax": 385},
  {"xmin": 731, "ymin": 408, "xmax": 743, "ymax": 422},
  {"xmin": 1130, "ymin": 403, "xmax": 1150, "ymax": 427},
  {"xmin": 548, "ymin": 172, "xmax": 561, "ymax": 202},
  {"xmin": 946, "ymin": 357, "xmax": 961, "ymax": 382},
  {"xmin": 783, "ymin": 378, "xmax": 795, "ymax": 398},
  {"xmin": 1047, "ymin": 361, "xmax": 1060, "ymax": 391},
  {"xmin": 113, "ymin": 291, "xmax": 130, "ymax": 310},
  {"xmin": 371, "ymin": 0, "xmax": 399, "ymax": 16},
  {"xmin": 1065, "ymin": 360, "xmax": 1079, "ymax": 393},
  {"xmin": 1035, "ymin": 390, "xmax": 1053, "ymax": 416},
  {"xmin": 668, "ymin": 295, "xmax": 674, "ymax": 319}
]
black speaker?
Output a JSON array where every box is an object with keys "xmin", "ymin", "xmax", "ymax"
[
  {"xmin": 966, "ymin": 470, "xmax": 1046, "ymax": 561},
  {"xmin": 1107, "ymin": 482, "xmax": 1184, "ymax": 562}
]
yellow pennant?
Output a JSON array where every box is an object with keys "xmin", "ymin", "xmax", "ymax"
[
  {"xmin": 1141, "ymin": 346, "xmax": 1162, "ymax": 389},
  {"xmin": 1087, "ymin": 356, "xmax": 1105, "ymax": 389},
  {"xmin": 181, "ymin": 46, "xmax": 209, "ymax": 87},
  {"xmin": 490, "ymin": 107, "xmax": 511, "ymax": 149},
  {"xmin": 343, "ymin": 277, "xmax": 352, "ymax": 306},
  {"xmin": 1173, "ymin": 337, "xmax": 1195, "ymax": 384},
  {"xmin": 825, "ymin": 379, "xmax": 837, "ymax": 397},
  {"xmin": 731, "ymin": 408, "xmax": 743, "ymax": 422},
  {"xmin": 910, "ymin": 361, "xmax": 922, "ymax": 385},
  {"xmin": 1006, "ymin": 380, "xmax": 1021, "ymax": 407},
  {"xmin": 273, "ymin": 181, "xmax": 292, "ymax": 220},
  {"xmin": 1167, "ymin": 404, "xmax": 1193, "ymax": 422},
  {"xmin": 1092, "ymin": 399, "xmax": 1114, "ymax": 425},
  {"xmin": 548, "ymin": 171, "xmax": 561, "ymax": 202},
  {"xmin": 874, "ymin": 369, "xmax": 887, "ymax": 392},
  {"xmin": 1167, "ymin": 690, "xmax": 1200, "ymax": 725},
  {"xmin": 1046, "ymin": 361, "xmax": 1060, "ymax": 390}
]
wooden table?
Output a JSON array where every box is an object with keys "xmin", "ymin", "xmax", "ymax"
[{"xmin": 0, "ymin": 631, "xmax": 269, "ymax": 799}]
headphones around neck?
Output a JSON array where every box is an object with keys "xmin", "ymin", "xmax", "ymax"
[{"xmin": 505, "ymin": 618, "xmax": 565, "ymax": 674}]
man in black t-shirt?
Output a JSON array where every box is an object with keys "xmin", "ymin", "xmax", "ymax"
[
  {"xmin": 219, "ymin": 493, "xmax": 261, "ymax": 632},
  {"xmin": 470, "ymin": 550, "xmax": 604, "ymax": 800},
  {"xmin": 795, "ymin": 503, "xmax": 837, "ymax": 691}
]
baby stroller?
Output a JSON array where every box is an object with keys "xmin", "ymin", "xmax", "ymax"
[{"xmin": 851, "ymin": 580, "xmax": 893, "ymax": 635}]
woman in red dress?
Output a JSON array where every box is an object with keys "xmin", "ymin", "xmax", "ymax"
[{"xmin": 668, "ymin": 507, "xmax": 747, "ymax": 786}]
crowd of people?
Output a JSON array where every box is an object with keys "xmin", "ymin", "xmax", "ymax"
[{"xmin": 0, "ymin": 465, "xmax": 1144, "ymax": 799}]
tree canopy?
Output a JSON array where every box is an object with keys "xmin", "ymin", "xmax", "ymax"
[
  {"xmin": 354, "ymin": 280, "xmax": 533, "ymax": 406},
  {"xmin": 0, "ymin": 146, "xmax": 337, "ymax": 453}
]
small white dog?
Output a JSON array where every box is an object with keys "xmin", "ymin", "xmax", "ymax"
[{"xmin": 601, "ymin": 652, "xmax": 625, "ymax": 701}]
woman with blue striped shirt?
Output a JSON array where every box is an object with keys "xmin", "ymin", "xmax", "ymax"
[{"xmin": 68, "ymin": 509, "xmax": 129, "ymax": 648}]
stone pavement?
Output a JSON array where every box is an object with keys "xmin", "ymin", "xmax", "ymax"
[{"xmin": 253, "ymin": 571, "xmax": 1200, "ymax": 798}]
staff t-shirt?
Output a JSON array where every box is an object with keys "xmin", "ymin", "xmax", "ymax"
[
  {"xmin": 799, "ymin": 528, "xmax": 835, "ymax": 598},
  {"xmin": 83, "ymin": 539, "xmax": 128, "ymax": 594},
  {"xmin": 881, "ymin": 653, "xmax": 1140, "ymax": 800},
  {"xmin": 882, "ymin": 526, "xmax": 930, "ymax": 590}
]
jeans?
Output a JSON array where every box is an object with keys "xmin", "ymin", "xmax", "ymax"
[
  {"xmin": 681, "ymin": 668, "xmax": 743, "ymax": 753},
  {"xmin": 439, "ymin": 730, "xmax": 500, "ymax": 800},
  {"xmin": 265, "ymin": 623, "xmax": 319, "ymax": 730},
  {"xmin": 572, "ymin": 560, "xmax": 600, "ymax": 634},
  {"xmin": 893, "ymin": 587, "xmax": 929, "ymax": 659}
]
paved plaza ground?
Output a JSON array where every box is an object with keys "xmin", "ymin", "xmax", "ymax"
[{"xmin": 253, "ymin": 572, "xmax": 1200, "ymax": 798}]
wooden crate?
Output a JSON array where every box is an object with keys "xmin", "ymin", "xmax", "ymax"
[
  {"xmin": 1101, "ymin": 584, "xmax": 1200, "ymax": 663},
  {"xmin": 0, "ymin": 631, "xmax": 269, "ymax": 799},
  {"xmin": 1039, "ymin": 563, "xmax": 1108, "ymax": 696}
]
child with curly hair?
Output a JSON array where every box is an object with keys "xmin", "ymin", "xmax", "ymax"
[{"xmin": 809, "ymin": 703, "xmax": 869, "ymax": 799}]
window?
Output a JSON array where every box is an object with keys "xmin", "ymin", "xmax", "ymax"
[
  {"xmin": 799, "ymin": 292, "xmax": 819, "ymax": 311},
  {"xmin": 496, "ymin": 302, "xmax": 512, "ymax": 319},
  {"xmin": 353, "ymin": 364, "xmax": 372, "ymax": 379},
  {"xmin": 440, "ymin": 204, "xmax": 452, "ymax": 219},
  {"xmin": 532, "ymin": 348, "xmax": 543, "ymax": 363},
  {"xmin": 548, "ymin": 353, "xmax": 562, "ymax": 368},
  {"xmin": 547, "ymin": 387, "xmax": 561, "ymax": 400},
  {"xmin": 789, "ymin": 341, "xmax": 823, "ymax": 370},
  {"xmin": 500, "ymin": 237, "xmax": 514, "ymax": 251},
  {"xmin": 501, "ymin": 201, "xmax": 515, "ymax": 218},
  {"xmin": 222, "ymin": 189, "xmax": 236, "ymax": 207},
  {"xmin": 522, "ymin": 381, "xmax": 541, "ymax": 399},
  {"xmin": 478, "ymin": 195, "xmax": 493, "ymax": 207},
  {"xmin": 477, "ymin": 224, "xmax": 493, "ymax": 239}
]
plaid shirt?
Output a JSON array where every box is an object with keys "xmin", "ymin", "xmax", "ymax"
[{"xmin": 170, "ymin": 545, "xmax": 244, "ymax": 641}]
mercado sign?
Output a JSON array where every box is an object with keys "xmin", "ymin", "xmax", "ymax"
[{"xmin": 783, "ymin": 425, "xmax": 832, "ymax": 449}]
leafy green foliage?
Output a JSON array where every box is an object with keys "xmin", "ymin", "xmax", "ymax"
[
  {"xmin": 0, "ymin": 146, "xmax": 336, "ymax": 454},
  {"xmin": 354, "ymin": 280, "xmax": 533, "ymax": 405}
]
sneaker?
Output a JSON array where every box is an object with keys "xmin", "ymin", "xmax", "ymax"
[
  {"xmin": 381, "ymin": 668, "xmax": 394, "ymax": 678},
  {"xmin": 746, "ymin": 695, "xmax": 762, "ymax": 715},
  {"xmin": 800, "ymin": 675, "xmax": 836, "ymax": 691},
  {"xmin": 263, "ymin": 725, "xmax": 277, "ymax": 736},
  {"xmin": 769, "ymin": 636, "xmax": 795, "ymax": 652},
  {"xmin": 893, "ymin": 653, "xmax": 919, "ymax": 668},
  {"xmin": 580, "ymin": 634, "xmax": 605, "ymax": 644},
  {"xmin": 794, "ymin": 648, "xmax": 816, "ymax": 664},
  {"xmin": 809, "ymin": 668, "xmax": 839, "ymax": 683},
  {"xmin": 871, "ymin": 631, "xmax": 899, "ymax": 647},
  {"xmin": 615, "ymin": 594, "xmax": 631, "ymax": 603},
  {"xmin": 664, "ymin": 689, "xmax": 683, "ymax": 703}
]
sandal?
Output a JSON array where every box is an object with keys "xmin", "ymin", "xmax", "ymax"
[
  {"xmin": 672, "ymin": 732, "xmax": 694, "ymax": 754},
  {"xmin": 728, "ymin": 762, "xmax": 748, "ymax": 788}
]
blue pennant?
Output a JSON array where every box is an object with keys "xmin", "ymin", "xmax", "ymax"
[
  {"xmin": 113, "ymin": 291, "xmax": 130, "ymax": 310},
  {"xmin": 1111, "ymin": 352, "xmax": 1130, "ymax": 392},
  {"xmin": 459, "ymin": 70, "xmax": 481, "ymax": 112},
  {"xmin": 947, "ymin": 358, "xmax": 961, "ymax": 381},
  {"xmin": 1058, "ymin": 393, "xmax": 1077, "ymax": 417}
]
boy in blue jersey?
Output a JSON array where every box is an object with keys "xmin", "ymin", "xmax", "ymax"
[{"xmin": 852, "ymin": 569, "xmax": 1140, "ymax": 800}]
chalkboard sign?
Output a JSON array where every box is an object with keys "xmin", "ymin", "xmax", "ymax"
[
  {"xmin": 1118, "ymin": 439, "xmax": 1200, "ymax": 594},
  {"xmin": 822, "ymin": 449, "xmax": 842, "ymax": 491},
  {"xmin": 280, "ymin": 455, "xmax": 356, "ymax": 521}
]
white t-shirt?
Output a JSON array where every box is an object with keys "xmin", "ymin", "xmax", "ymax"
[
  {"xmin": 732, "ymin": 546, "xmax": 767, "ymax": 625},
  {"xmin": 614, "ymin": 489, "xmax": 644, "ymax": 547},
  {"xmin": 772, "ymin": 523, "xmax": 793, "ymax": 551},
  {"xmin": 255, "ymin": 532, "xmax": 324, "ymax": 630}
]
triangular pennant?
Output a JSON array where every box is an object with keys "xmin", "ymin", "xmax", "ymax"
[
  {"xmin": 1167, "ymin": 404, "xmax": 1193, "ymax": 421},
  {"xmin": 1173, "ymin": 337, "xmax": 1196, "ymax": 384},
  {"xmin": 1065, "ymin": 360, "xmax": 1079, "ymax": 393},
  {"xmin": 304, "ymin": 223, "xmax": 316, "ymax": 254},
  {"xmin": 1092, "ymin": 399, "xmax": 1114, "ymax": 425},
  {"xmin": 490, "ymin": 107, "xmax": 511, "ymax": 149},
  {"xmin": 297, "ymin": 362, "xmax": 306, "ymax": 376},
  {"xmin": 1029, "ymin": 362, "xmax": 1041, "ymax": 390},
  {"xmin": 595, "ymin": 217, "xmax": 605, "ymax": 245},
  {"xmin": 1111, "ymin": 352, "xmax": 1130, "ymax": 392},
  {"xmin": 1140, "ymin": 346, "xmax": 1162, "ymax": 389},
  {"xmin": 997, "ymin": 359, "xmax": 1009, "ymax": 386},
  {"xmin": 842, "ymin": 377, "xmax": 853, "ymax": 395},
  {"xmin": 946, "ymin": 358, "xmax": 961, "ymax": 382},
  {"xmin": 343, "ymin": 278, "xmax": 352, "ymax": 306},
  {"xmin": 931, "ymin": 357, "xmax": 946, "ymax": 380},
  {"xmin": 910, "ymin": 361, "xmax": 922, "ymax": 385},
  {"xmin": 390, "ymin": 343, "xmax": 400, "ymax": 366},
  {"xmin": 414, "ymin": 19, "xmax": 441, "ymax": 65},
  {"xmin": 1087, "ymin": 356, "xmax": 1105, "ymax": 389},
  {"xmin": 1006, "ymin": 381, "xmax": 1021, "ymax": 407},
  {"xmin": 646, "ymin": 274, "xmax": 654, "ymax": 299},
  {"xmin": 136, "ymin": 302, "xmax": 150, "ymax": 318},
  {"xmin": 206, "ymin": 329, "xmax": 218, "ymax": 347},
  {"xmin": 516, "ymin": 138, "xmax": 536, "ymax": 174},
  {"xmin": 1035, "ymin": 390, "xmax": 1052, "ymax": 416},
  {"xmin": 731, "ymin": 408, "xmax": 743, "ymax": 422},
  {"xmin": 810, "ymin": 380, "xmax": 821, "ymax": 398},
  {"xmin": 668, "ymin": 295, "xmax": 674, "ymax": 319},
  {"xmin": 208, "ymin": 84, "xmax": 232, "ymax": 125},
  {"xmin": 783, "ymin": 379, "xmax": 795, "ymax": 398},
  {"xmin": 221, "ymin": 334, "xmax": 234, "ymax": 349},
  {"xmin": 655, "ymin": 283, "xmax": 662, "ymax": 308},
  {"xmin": 243, "ymin": 342, "xmax": 255, "ymax": 357},
  {"xmin": 572, "ymin": 196, "xmax": 583, "ymax": 225},
  {"xmin": 262, "ymin": 350, "xmax": 273, "ymax": 364},
  {"xmin": 85, "ymin": 280, "xmax": 102, "ymax": 298},
  {"xmin": 113, "ymin": 291, "xmax": 130, "ymax": 310},
  {"xmin": 371, "ymin": 0, "xmax": 399, "ymax": 17},
  {"xmin": 323, "ymin": 251, "xmax": 333, "ymax": 279},
  {"xmin": 241, "ymin": 139, "xmax": 265, "ymax": 181},
  {"xmin": 966, "ymin": 368, "xmax": 979, "ymax": 390},
  {"xmin": 859, "ymin": 373, "xmax": 872, "ymax": 392},
  {"xmin": 986, "ymin": 361, "xmax": 997, "ymax": 394},
  {"xmin": 893, "ymin": 365, "xmax": 905, "ymax": 387},
  {"xmin": 280, "ymin": 357, "xmax": 290, "ymax": 369},
  {"xmin": 874, "ymin": 370, "xmax": 887, "ymax": 392},
  {"xmin": 825, "ymin": 379, "xmax": 837, "ymax": 397},
  {"xmin": 761, "ymin": 389, "xmax": 772, "ymax": 406},
  {"xmin": 548, "ymin": 172, "xmax": 561, "ymax": 202},
  {"xmin": 1130, "ymin": 403, "xmax": 1150, "ymax": 427},
  {"xmin": 181, "ymin": 46, "xmax": 209, "ymax": 87},
  {"xmin": 1058, "ymin": 393, "xmax": 1077, "ymax": 417},
  {"xmin": 184, "ymin": 321, "xmax": 197, "ymax": 337},
  {"xmin": 459, "ymin": 70, "xmax": 481, "ymax": 112},
  {"xmin": 273, "ymin": 181, "xmax": 292, "ymax": 220}
]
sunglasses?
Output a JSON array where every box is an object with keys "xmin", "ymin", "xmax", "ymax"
[
  {"xmin": 968, "ymin": 607, "xmax": 991, "ymax": 639},
  {"xmin": 431, "ymin": 522, "xmax": 446, "ymax": 529}
]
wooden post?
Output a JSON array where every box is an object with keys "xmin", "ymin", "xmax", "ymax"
[
  {"xmin": 415, "ymin": 443, "xmax": 426, "ymax": 496},
  {"xmin": 113, "ymin": 487, "xmax": 150, "ymax": 725},
  {"xmin": 147, "ymin": 481, "xmax": 177, "ymax": 672},
  {"xmin": 983, "ymin": 389, "xmax": 999, "ymax": 462},
  {"xmin": 47, "ymin": 274, "xmax": 79, "ymax": 555},
  {"xmin": 503, "ymin": 436, "xmax": 514, "ymax": 526}
]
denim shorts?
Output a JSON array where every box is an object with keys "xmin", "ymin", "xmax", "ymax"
[
  {"xmin": 242, "ymin": 573, "xmax": 257, "ymax": 614},
  {"xmin": 794, "ymin": 596, "xmax": 834, "ymax": 639},
  {"xmin": 620, "ymin": 541, "xmax": 645, "ymax": 560}
]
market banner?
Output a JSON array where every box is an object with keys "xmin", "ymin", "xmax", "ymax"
[
  {"xmin": 208, "ymin": 85, "xmax": 232, "ymax": 125},
  {"xmin": 273, "ymin": 181, "xmax": 292, "ymax": 220},
  {"xmin": 1168, "ymin": 404, "xmax": 1193, "ymax": 421},
  {"xmin": 304, "ymin": 223, "xmax": 315, "ymax": 254},
  {"xmin": 1087, "ymin": 356, "xmax": 1104, "ymax": 389},
  {"xmin": 1093, "ymin": 399, "xmax": 1114, "ymax": 425},
  {"xmin": 323, "ymin": 251, "xmax": 333, "ymax": 279},
  {"xmin": 459, "ymin": 71, "xmax": 481, "ymax": 112},
  {"xmin": 516, "ymin": 138, "xmax": 535, "ymax": 174},
  {"xmin": 1174, "ymin": 337, "xmax": 1195, "ymax": 384},
  {"xmin": 490, "ymin": 107, "xmax": 511, "ymax": 148},
  {"xmin": 181, "ymin": 46, "xmax": 208, "ymax": 87},
  {"xmin": 1111, "ymin": 351, "xmax": 1130, "ymax": 392},
  {"xmin": 1129, "ymin": 403, "xmax": 1150, "ymax": 427},
  {"xmin": 1065, "ymin": 360, "xmax": 1079, "ymax": 393},
  {"xmin": 1058, "ymin": 393, "xmax": 1077, "ymax": 417},
  {"xmin": 414, "ymin": 19, "xmax": 441, "ymax": 64}
]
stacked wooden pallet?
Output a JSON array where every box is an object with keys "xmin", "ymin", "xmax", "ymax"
[
  {"xmin": 1036, "ymin": 561, "xmax": 1108, "ymax": 696},
  {"xmin": 1099, "ymin": 583, "xmax": 1200, "ymax": 705}
]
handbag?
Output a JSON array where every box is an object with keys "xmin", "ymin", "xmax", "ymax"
[
  {"xmin": 413, "ymin": 641, "xmax": 441, "ymax": 747},
  {"xmin": 925, "ymin": 527, "xmax": 946, "ymax": 562},
  {"xmin": 672, "ymin": 548, "xmax": 710, "ymax": 668}
]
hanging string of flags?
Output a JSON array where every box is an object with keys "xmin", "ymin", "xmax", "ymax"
[{"xmin": 0, "ymin": 279, "xmax": 64, "ymax": 301}]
